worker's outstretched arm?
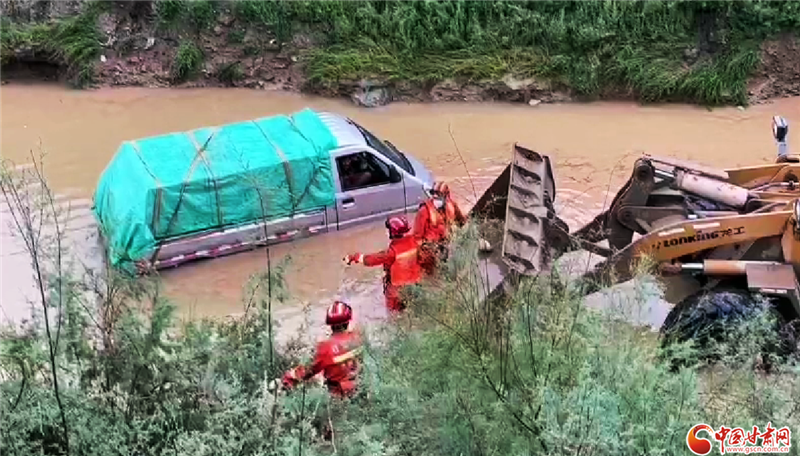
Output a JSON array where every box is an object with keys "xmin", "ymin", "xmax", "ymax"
[
  {"xmin": 345, "ymin": 249, "xmax": 394, "ymax": 267},
  {"xmin": 303, "ymin": 346, "xmax": 327, "ymax": 380}
]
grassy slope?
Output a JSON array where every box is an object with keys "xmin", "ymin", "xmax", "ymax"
[
  {"xmin": 234, "ymin": 0, "xmax": 800, "ymax": 105},
  {"xmin": 2, "ymin": 1, "xmax": 800, "ymax": 104},
  {"xmin": 0, "ymin": 2, "xmax": 105, "ymax": 86}
]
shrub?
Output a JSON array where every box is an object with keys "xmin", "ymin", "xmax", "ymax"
[
  {"xmin": 156, "ymin": 0, "xmax": 217, "ymax": 32},
  {"xmin": 215, "ymin": 61, "xmax": 243, "ymax": 86},
  {"xmin": 186, "ymin": 1, "xmax": 217, "ymax": 32},
  {"xmin": 227, "ymin": 28, "xmax": 245, "ymax": 44},
  {"xmin": 172, "ymin": 40, "xmax": 203, "ymax": 82},
  {"xmin": 155, "ymin": 0, "xmax": 187, "ymax": 28},
  {"xmin": 0, "ymin": 10, "xmax": 102, "ymax": 87},
  {"xmin": 323, "ymin": 223, "xmax": 800, "ymax": 455},
  {"xmin": 1, "ymin": 160, "xmax": 798, "ymax": 456},
  {"xmin": 48, "ymin": 11, "xmax": 104, "ymax": 87}
]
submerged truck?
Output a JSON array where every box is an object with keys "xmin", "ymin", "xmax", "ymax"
[{"xmin": 93, "ymin": 108, "xmax": 435, "ymax": 273}]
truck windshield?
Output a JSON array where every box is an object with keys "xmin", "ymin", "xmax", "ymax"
[{"xmin": 349, "ymin": 120, "xmax": 414, "ymax": 175}]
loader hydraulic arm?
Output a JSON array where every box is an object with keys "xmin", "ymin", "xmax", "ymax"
[
  {"xmin": 580, "ymin": 209, "xmax": 793, "ymax": 289},
  {"xmin": 571, "ymin": 154, "xmax": 750, "ymax": 254}
]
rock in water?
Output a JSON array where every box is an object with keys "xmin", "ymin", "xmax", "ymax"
[{"xmin": 351, "ymin": 86, "xmax": 392, "ymax": 108}]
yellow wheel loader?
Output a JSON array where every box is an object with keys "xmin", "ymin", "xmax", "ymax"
[{"xmin": 471, "ymin": 115, "xmax": 799, "ymax": 356}]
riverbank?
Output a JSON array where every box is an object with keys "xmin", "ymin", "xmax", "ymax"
[{"xmin": 2, "ymin": 1, "xmax": 799, "ymax": 107}]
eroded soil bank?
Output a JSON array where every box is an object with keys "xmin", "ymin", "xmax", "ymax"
[{"xmin": 2, "ymin": 1, "xmax": 799, "ymax": 107}]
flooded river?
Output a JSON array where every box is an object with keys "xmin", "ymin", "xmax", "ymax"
[{"xmin": 2, "ymin": 83, "xmax": 799, "ymax": 339}]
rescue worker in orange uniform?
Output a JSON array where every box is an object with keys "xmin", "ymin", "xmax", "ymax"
[
  {"xmin": 344, "ymin": 215, "xmax": 422, "ymax": 313},
  {"xmin": 281, "ymin": 301, "xmax": 362, "ymax": 398},
  {"xmin": 413, "ymin": 181, "xmax": 467, "ymax": 276}
]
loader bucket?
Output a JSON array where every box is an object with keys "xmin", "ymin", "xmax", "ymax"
[
  {"xmin": 470, "ymin": 145, "xmax": 557, "ymax": 220},
  {"xmin": 470, "ymin": 163, "xmax": 511, "ymax": 220},
  {"xmin": 472, "ymin": 143, "xmax": 561, "ymax": 277}
]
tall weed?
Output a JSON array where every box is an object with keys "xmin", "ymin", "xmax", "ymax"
[
  {"xmin": 323, "ymin": 224, "xmax": 800, "ymax": 455},
  {"xmin": 232, "ymin": 0, "xmax": 800, "ymax": 105},
  {"xmin": 172, "ymin": 40, "xmax": 203, "ymax": 82},
  {"xmin": 1, "ymin": 162, "xmax": 798, "ymax": 455},
  {"xmin": 1, "ymin": 10, "xmax": 102, "ymax": 87}
]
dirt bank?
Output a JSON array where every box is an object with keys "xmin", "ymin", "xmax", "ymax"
[{"xmin": 2, "ymin": 1, "xmax": 799, "ymax": 106}]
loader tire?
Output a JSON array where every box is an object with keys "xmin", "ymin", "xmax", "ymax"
[
  {"xmin": 659, "ymin": 287, "xmax": 789, "ymax": 369},
  {"xmin": 546, "ymin": 216, "xmax": 571, "ymax": 258}
]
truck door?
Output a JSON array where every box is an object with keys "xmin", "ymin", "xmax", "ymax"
[{"xmin": 333, "ymin": 150, "xmax": 406, "ymax": 229}]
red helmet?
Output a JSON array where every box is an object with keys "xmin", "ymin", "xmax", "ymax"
[
  {"xmin": 432, "ymin": 181, "xmax": 451, "ymax": 196},
  {"xmin": 386, "ymin": 215, "xmax": 411, "ymax": 238},
  {"xmin": 326, "ymin": 300, "xmax": 352, "ymax": 325}
]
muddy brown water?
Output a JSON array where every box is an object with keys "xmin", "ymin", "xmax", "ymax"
[{"xmin": 2, "ymin": 83, "xmax": 799, "ymax": 342}]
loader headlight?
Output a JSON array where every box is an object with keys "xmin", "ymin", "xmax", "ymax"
[{"xmin": 773, "ymin": 115, "xmax": 788, "ymax": 143}]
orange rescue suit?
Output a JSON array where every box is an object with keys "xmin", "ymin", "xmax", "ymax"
[
  {"xmin": 303, "ymin": 329, "xmax": 363, "ymax": 398},
  {"xmin": 414, "ymin": 197, "xmax": 467, "ymax": 274},
  {"xmin": 362, "ymin": 235, "xmax": 422, "ymax": 311}
]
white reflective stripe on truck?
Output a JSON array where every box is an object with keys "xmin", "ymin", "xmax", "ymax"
[{"xmin": 153, "ymin": 222, "xmax": 329, "ymax": 269}]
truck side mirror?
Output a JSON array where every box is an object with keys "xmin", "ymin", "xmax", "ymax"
[{"xmin": 389, "ymin": 165, "xmax": 402, "ymax": 183}]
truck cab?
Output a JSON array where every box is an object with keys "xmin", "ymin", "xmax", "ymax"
[{"xmin": 319, "ymin": 112, "xmax": 434, "ymax": 229}]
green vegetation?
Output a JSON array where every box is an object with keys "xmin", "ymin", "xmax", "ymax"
[
  {"xmin": 156, "ymin": 0, "xmax": 218, "ymax": 32},
  {"xmin": 0, "ymin": 9, "xmax": 103, "ymax": 87},
  {"xmin": 242, "ymin": 43, "xmax": 260, "ymax": 57},
  {"xmin": 230, "ymin": 0, "xmax": 800, "ymax": 105},
  {"xmin": 227, "ymin": 28, "xmax": 245, "ymax": 45},
  {"xmin": 215, "ymin": 61, "xmax": 244, "ymax": 86},
  {"xmin": 154, "ymin": 0, "xmax": 186, "ymax": 27},
  {"xmin": 172, "ymin": 40, "xmax": 204, "ymax": 82},
  {"xmin": 2, "ymin": 0, "xmax": 799, "ymax": 104},
  {"xmin": 1, "ymin": 160, "xmax": 798, "ymax": 456},
  {"xmin": 48, "ymin": 12, "xmax": 105, "ymax": 86},
  {"xmin": 0, "ymin": 20, "xmax": 51, "ymax": 64}
]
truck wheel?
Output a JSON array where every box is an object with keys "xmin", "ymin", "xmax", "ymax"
[{"xmin": 659, "ymin": 287, "xmax": 785, "ymax": 369}]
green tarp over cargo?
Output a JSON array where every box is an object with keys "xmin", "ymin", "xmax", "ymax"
[{"xmin": 92, "ymin": 108, "xmax": 338, "ymax": 269}]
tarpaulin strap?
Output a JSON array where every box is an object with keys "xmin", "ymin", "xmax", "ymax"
[
  {"xmin": 252, "ymin": 120, "xmax": 298, "ymax": 213},
  {"xmin": 186, "ymin": 129, "xmax": 224, "ymax": 226},
  {"xmin": 286, "ymin": 116, "xmax": 322, "ymax": 211},
  {"xmin": 149, "ymin": 130, "xmax": 218, "ymax": 265},
  {"xmin": 129, "ymin": 140, "xmax": 164, "ymax": 236},
  {"xmin": 288, "ymin": 115, "xmax": 318, "ymax": 153}
]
